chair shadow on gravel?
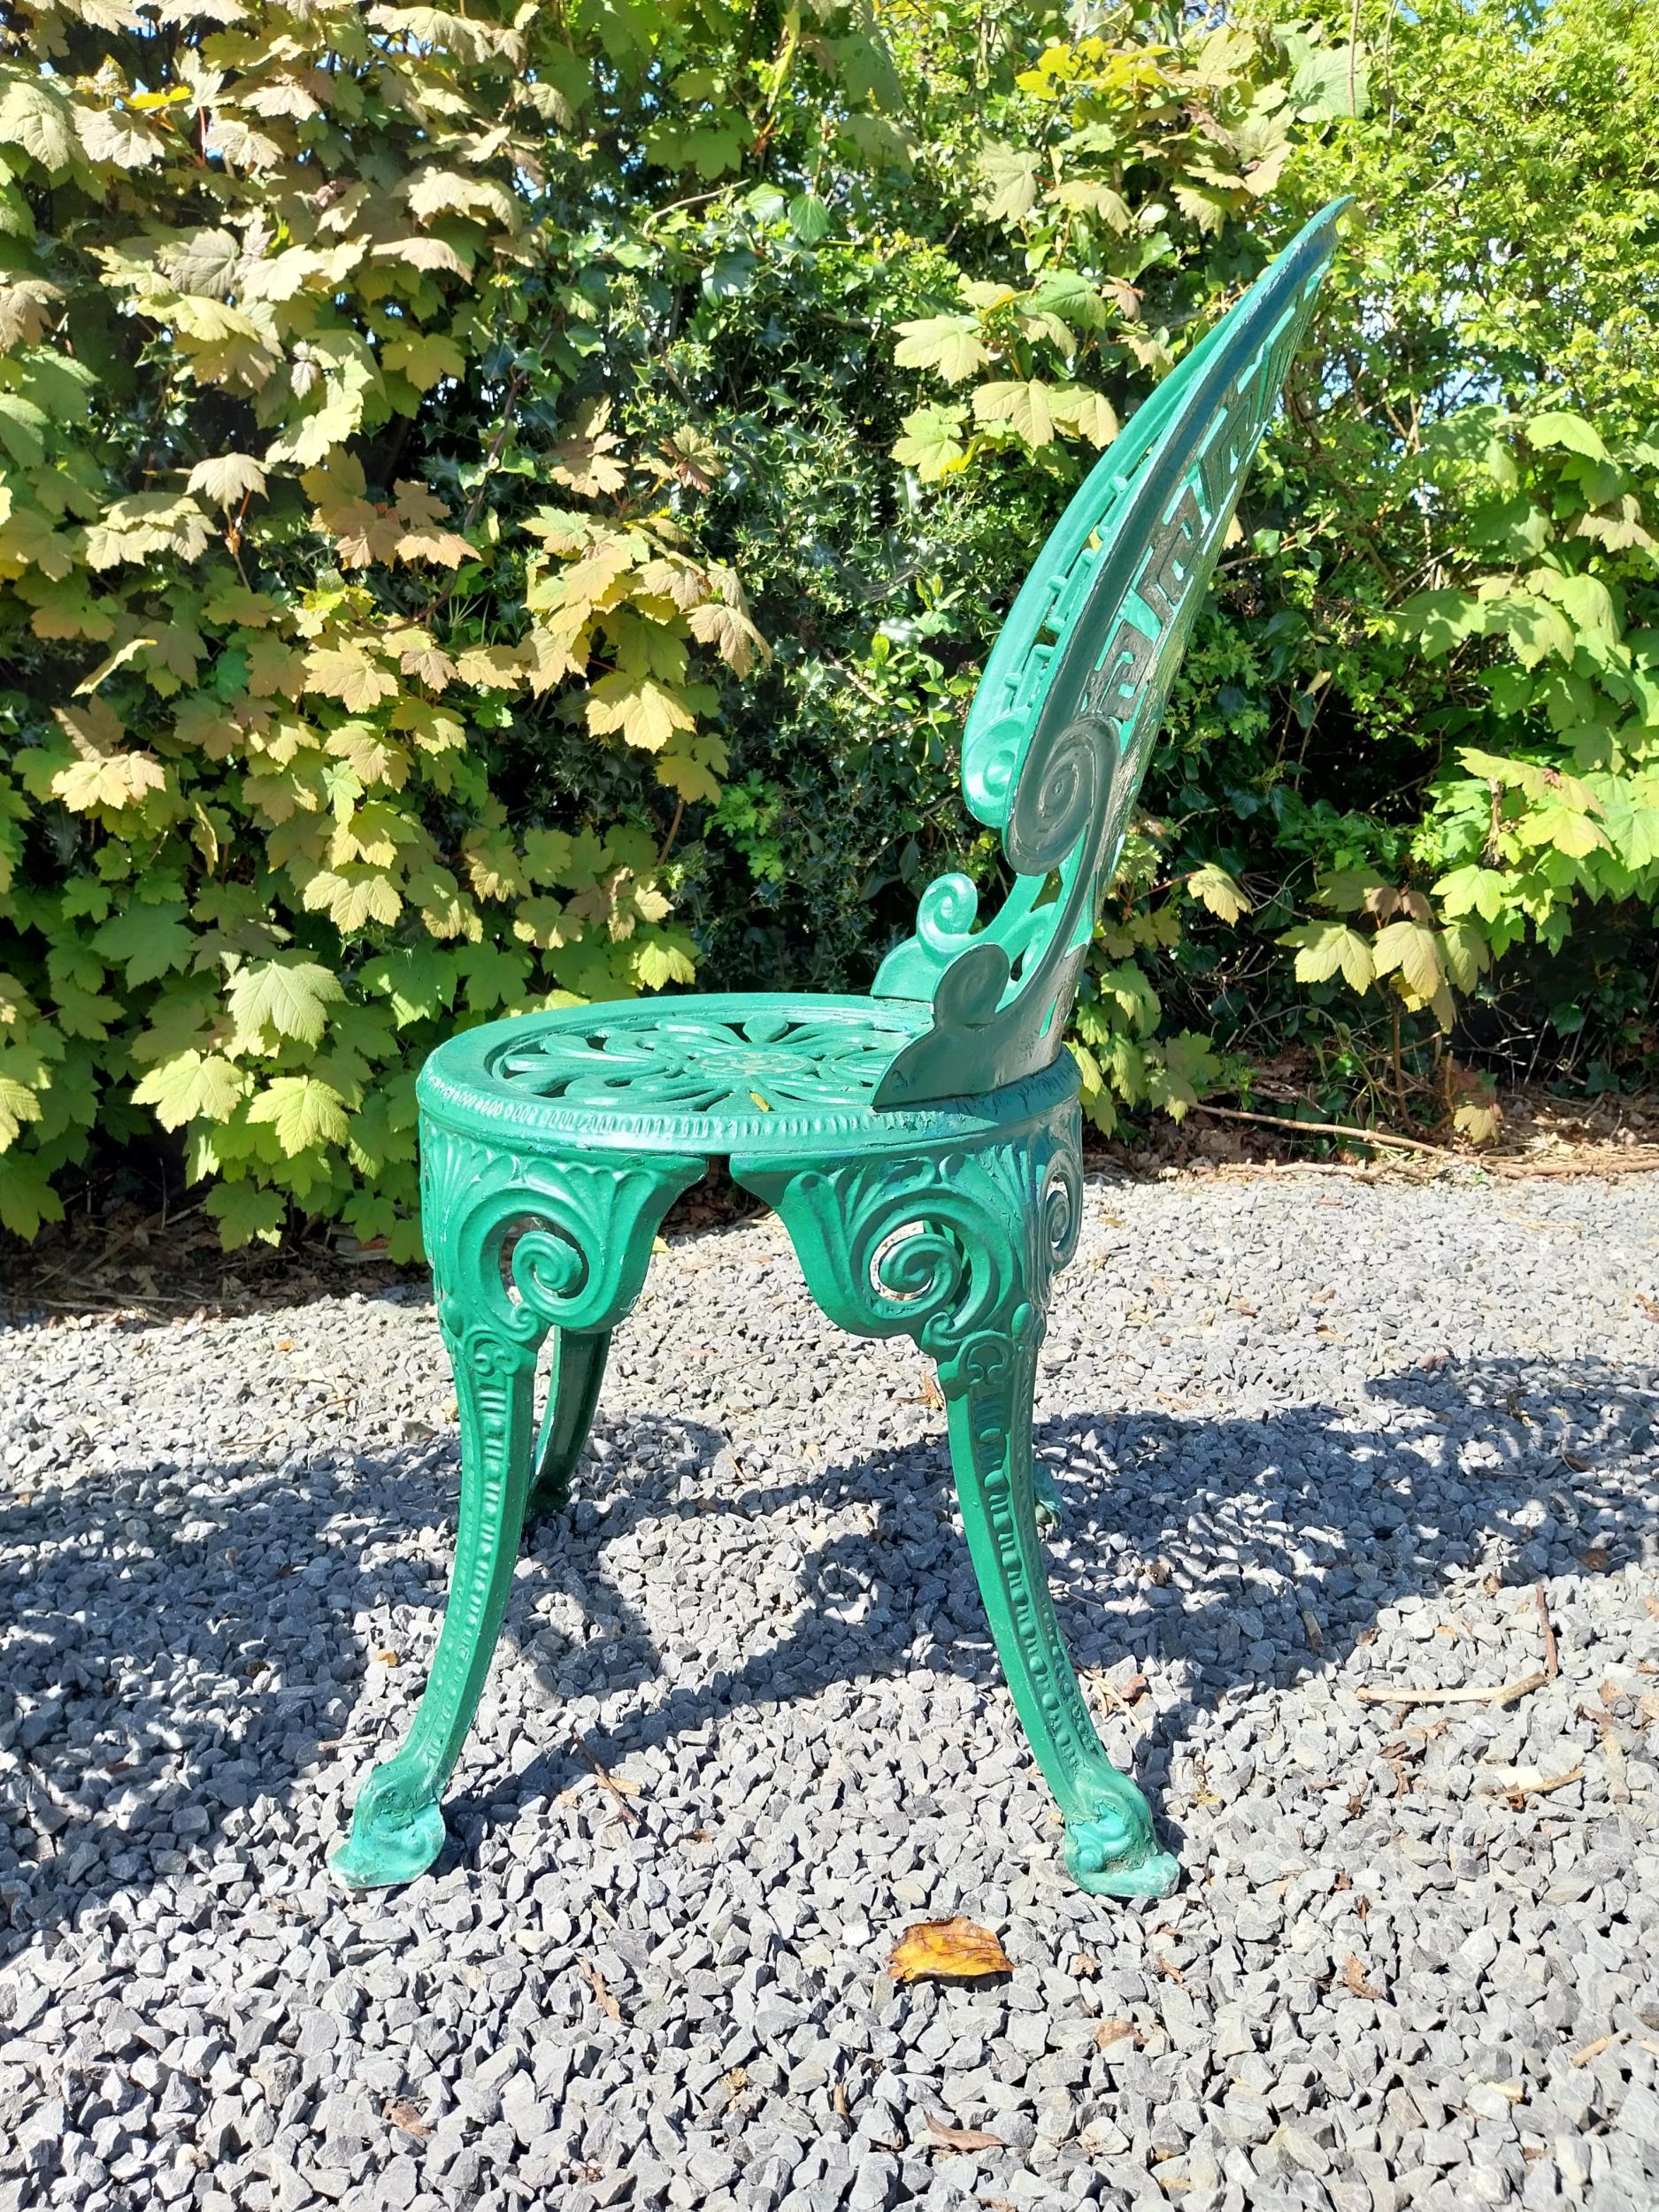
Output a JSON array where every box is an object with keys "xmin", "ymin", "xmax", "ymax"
[{"xmin": 3, "ymin": 1351, "xmax": 1654, "ymax": 1949}]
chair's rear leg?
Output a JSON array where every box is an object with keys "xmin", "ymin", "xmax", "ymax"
[
  {"xmin": 526, "ymin": 1328, "xmax": 611, "ymax": 1522},
  {"xmin": 941, "ymin": 1333, "xmax": 1178, "ymax": 1899}
]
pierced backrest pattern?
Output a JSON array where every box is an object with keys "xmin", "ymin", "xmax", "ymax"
[{"xmin": 871, "ymin": 202, "xmax": 1345, "ymax": 1110}]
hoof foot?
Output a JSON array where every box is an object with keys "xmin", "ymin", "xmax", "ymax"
[
  {"xmin": 1064, "ymin": 1806, "xmax": 1179, "ymax": 1899},
  {"xmin": 1033, "ymin": 1463, "xmax": 1064, "ymax": 1532},
  {"xmin": 328, "ymin": 1793, "xmax": 446, "ymax": 1891}
]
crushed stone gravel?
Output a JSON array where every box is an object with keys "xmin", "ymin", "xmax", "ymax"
[{"xmin": 2, "ymin": 1167, "xmax": 1657, "ymax": 2212}]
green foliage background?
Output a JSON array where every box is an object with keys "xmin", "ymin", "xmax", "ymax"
[{"xmin": 2, "ymin": 0, "xmax": 1655, "ymax": 1252}]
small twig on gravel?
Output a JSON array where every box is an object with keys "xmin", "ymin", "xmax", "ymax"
[
  {"xmin": 1536, "ymin": 1582, "xmax": 1560, "ymax": 1678},
  {"xmin": 1481, "ymin": 1763, "xmax": 1585, "ymax": 1801},
  {"xmin": 1190, "ymin": 1102, "xmax": 1453, "ymax": 1158},
  {"xmin": 1570, "ymin": 2031, "xmax": 1626, "ymax": 2068},
  {"xmin": 1356, "ymin": 1671, "xmax": 1548, "ymax": 1710}
]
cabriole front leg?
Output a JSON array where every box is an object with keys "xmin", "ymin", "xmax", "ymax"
[
  {"xmin": 329, "ymin": 1131, "xmax": 703, "ymax": 1891},
  {"xmin": 329, "ymin": 1317, "xmax": 539, "ymax": 1889}
]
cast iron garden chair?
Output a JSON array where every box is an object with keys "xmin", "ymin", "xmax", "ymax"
[{"xmin": 331, "ymin": 203, "xmax": 1345, "ymax": 1900}]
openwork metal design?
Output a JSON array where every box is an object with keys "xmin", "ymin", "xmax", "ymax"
[
  {"xmin": 873, "ymin": 202, "xmax": 1344, "ymax": 1108},
  {"xmin": 329, "ymin": 204, "xmax": 1346, "ymax": 1907},
  {"xmin": 492, "ymin": 1006, "xmax": 916, "ymax": 1117}
]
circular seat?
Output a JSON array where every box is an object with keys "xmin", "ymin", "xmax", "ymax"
[{"xmin": 418, "ymin": 992, "xmax": 1073, "ymax": 1156}]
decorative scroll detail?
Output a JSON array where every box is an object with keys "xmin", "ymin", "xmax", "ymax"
[
  {"xmin": 872, "ymin": 200, "xmax": 1348, "ymax": 1110},
  {"xmin": 421, "ymin": 1125, "xmax": 704, "ymax": 1344},
  {"xmin": 734, "ymin": 1100, "xmax": 1178, "ymax": 1898},
  {"xmin": 490, "ymin": 1006, "xmax": 917, "ymax": 1119}
]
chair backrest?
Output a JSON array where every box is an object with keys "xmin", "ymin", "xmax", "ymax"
[{"xmin": 872, "ymin": 200, "xmax": 1346, "ymax": 1110}]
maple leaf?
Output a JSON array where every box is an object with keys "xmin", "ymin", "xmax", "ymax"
[
  {"xmin": 1187, "ymin": 861, "xmax": 1250, "ymax": 924},
  {"xmin": 1371, "ymin": 919, "xmax": 1446, "ymax": 1002},
  {"xmin": 1280, "ymin": 921, "xmax": 1375, "ymax": 994},
  {"xmin": 585, "ymin": 672, "xmax": 694, "ymax": 753},
  {"xmin": 0, "ymin": 276, "xmax": 65, "ymax": 352},
  {"xmin": 894, "ymin": 315, "xmax": 989, "ymax": 384},
  {"xmin": 549, "ymin": 399, "xmax": 628, "ymax": 498},
  {"xmin": 132, "ymin": 1048, "xmax": 246, "ymax": 1129},
  {"xmin": 973, "ymin": 379, "xmax": 1056, "ymax": 448},
  {"xmin": 0, "ymin": 1072, "xmax": 43, "ymax": 1149},
  {"xmin": 977, "ymin": 142, "xmax": 1041, "ymax": 224},
  {"xmin": 382, "ymin": 331, "xmax": 466, "ymax": 392},
  {"xmin": 0, "ymin": 77, "xmax": 78, "ymax": 173},
  {"xmin": 52, "ymin": 748, "xmax": 168, "ymax": 814},
  {"xmin": 72, "ymin": 103, "xmax": 161, "ymax": 169},
  {"xmin": 84, "ymin": 494, "xmax": 213, "ymax": 570},
  {"xmin": 303, "ymin": 868, "xmax": 403, "ymax": 931},
  {"xmin": 205, "ymin": 1179, "xmax": 287, "ymax": 1249},
  {"xmin": 227, "ymin": 958, "xmax": 344, "ymax": 1049},
  {"xmin": 305, "ymin": 644, "xmax": 397, "ymax": 712},
  {"xmin": 893, "ymin": 403, "xmax": 967, "ymax": 480},
  {"xmin": 92, "ymin": 901, "xmax": 196, "ymax": 986},
  {"xmin": 687, "ymin": 597, "xmax": 768, "ymax": 677},
  {"xmin": 248, "ymin": 1073, "xmax": 349, "ymax": 1153}
]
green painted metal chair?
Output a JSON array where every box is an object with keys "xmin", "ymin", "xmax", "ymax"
[{"xmin": 330, "ymin": 204, "xmax": 1345, "ymax": 1900}]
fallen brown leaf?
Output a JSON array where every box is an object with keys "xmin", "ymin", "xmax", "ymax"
[
  {"xmin": 580, "ymin": 1959, "xmax": 623, "ymax": 2022},
  {"xmin": 1069, "ymin": 1951, "xmax": 1101, "ymax": 1979},
  {"xmin": 924, "ymin": 2115, "xmax": 1006, "ymax": 2153},
  {"xmin": 1343, "ymin": 1955, "xmax": 1383, "ymax": 2001},
  {"xmin": 374, "ymin": 1648, "xmax": 400, "ymax": 1665},
  {"xmin": 887, "ymin": 1917, "xmax": 1012, "ymax": 1984},
  {"xmin": 831, "ymin": 2078, "xmax": 850, "ymax": 2118},
  {"xmin": 1094, "ymin": 2018, "xmax": 1138, "ymax": 2049},
  {"xmin": 1578, "ymin": 1543, "xmax": 1609, "ymax": 1571},
  {"xmin": 1644, "ymin": 1597, "xmax": 1659, "ymax": 1623},
  {"xmin": 382, "ymin": 2097, "xmax": 430, "ymax": 2139}
]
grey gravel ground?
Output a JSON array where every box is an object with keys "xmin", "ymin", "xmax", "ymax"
[{"xmin": 3, "ymin": 1167, "xmax": 1658, "ymax": 2212}]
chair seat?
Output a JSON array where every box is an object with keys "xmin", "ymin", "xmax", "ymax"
[{"xmin": 418, "ymin": 991, "xmax": 1075, "ymax": 1156}]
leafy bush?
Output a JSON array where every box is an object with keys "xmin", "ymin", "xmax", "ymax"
[
  {"xmin": 4, "ymin": 0, "xmax": 1655, "ymax": 1252},
  {"xmin": 0, "ymin": 0, "xmax": 894, "ymax": 1248}
]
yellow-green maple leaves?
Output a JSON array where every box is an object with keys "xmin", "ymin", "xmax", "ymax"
[{"xmin": 0, "ymin": 0, "xmax": 771, "ymax": 1251}]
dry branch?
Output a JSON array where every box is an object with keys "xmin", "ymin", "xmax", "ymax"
[{"xmin": 1356, "ymin": 1671, "xmax": 1548, "ymax": 1710}]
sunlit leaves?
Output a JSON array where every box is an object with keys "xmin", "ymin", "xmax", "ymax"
[
  {"xmin": 1186, "ymin": 862, "xmax": 1250, "ymax": 925},
  {"xmin": 132, "ymin": 1049, "xmax": 245, "ymax": 1129},
  {"xmin": 227, "ymin": 960, "xmax": 344, "ymax": 1051},
  {"xmin": 247, "ymin": 1073, "xmax": 350, "ymax": 1153},
  {"xmin": 977, "ymin": 144, "xmax": 1042, "ymax": 225},
  {"xmin": 893, "ymin": 403, "xmax": 968, "ymax": 480},
  {"xmin": 894, "ymin": 316, "xmax": 988, "ymax": 384}
]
